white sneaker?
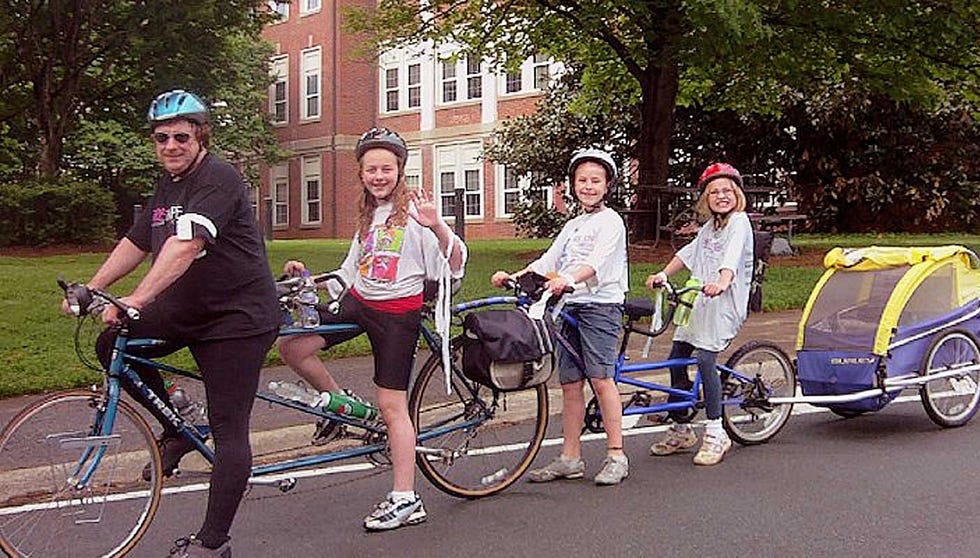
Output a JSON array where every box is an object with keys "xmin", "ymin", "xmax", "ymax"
[
  {"xmin": 363, "ymin": 494, "xmax": 427, "ymax": 531},
  {"xmin": 693, "ymin": 432, "xmax": 732, "ymax": 466}
]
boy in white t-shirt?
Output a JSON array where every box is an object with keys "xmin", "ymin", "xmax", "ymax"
[{"xmin": 491, "ymin": 148, "xmax": 629, "ymax": 485}]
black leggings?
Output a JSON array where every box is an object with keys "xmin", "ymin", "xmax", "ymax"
[{"xmin": 96, "ymin": 315, "xmax": 276, "ymax": 548}]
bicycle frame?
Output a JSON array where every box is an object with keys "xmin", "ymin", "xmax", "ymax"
[
  {"xmin": 92, "ymin": 295, "xmax": 522, "ymax": 485},
  {"xmin": 554, "ymin": 301, "xmax": 755, "ymax": 420}
]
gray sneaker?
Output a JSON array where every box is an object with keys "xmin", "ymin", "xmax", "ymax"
[
  {"xmin": 527, "ymin": 456, "xmax": 586, "ymax": 483},
  {"xmin": 650, "ymin": 424, "xmax": 698, "ymax": 456},
  {"xmin": 594, "ymin": 454, "xmax": 629, "ymax": 485}
]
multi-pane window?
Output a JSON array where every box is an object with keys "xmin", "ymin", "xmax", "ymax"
[
  {"xmin": 497, "ymin": 166, "xmax": 554, "ymax": 218},
  {"xmin": 300, "ymin": 47, "xmax": 321, "ymax": 120},
  {"xmin": 269, "ymin": 55, "xmax": 288, "ymax": 124},
  {"xmin": 501, "ymin": 167, "xmax": 523, "ymax": 216},
  {"xmin": 532, "ymin": 54, "xmax": 550, "ymax": 90},
  {"xmin": 407, "ymin": 63, "xmax": 421, "ymax": 108},
  {"xmin": 441, "ymin": 60, "xmax": 457, "ymax": 103},
  {"xmin": 435, "ymin": 143, "xmax": 483, "ymax": 220},
  {"xmin": 268, "ymin": 1, "xmax": 288, "ymax": 21},
  {"xmin": 405, "ymin": 150, "xmax": 422, "ymax": 192},
  {"xmin": 270, "ymin": 164, "xmax": 288, "ymax": 226},
  {"xmin": 301, "ymin": 0, "xmax": 320, "ymax": 15},
  {"xmin": 466, "ymin": 55, "xmax": 482, "ymax": 100},
  {"xmin": 301, "ymin": 155, "xmax": 321, "ymax": 224},
  {"xmin": 500, "ymin": 54, "xmax": 553, "ymax": 95},
  {"xmin": 505, "ymin": 71, "xmax": 522, "ymax": 94},
  {"xmin": 379, "ymin": 54, "xmax": 423, "ymax": 114},
  {"xmin": 385, "ymin": 68, "xmax": 399, "ymax": 112}
]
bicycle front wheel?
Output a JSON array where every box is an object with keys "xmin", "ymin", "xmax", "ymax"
[
  {"xmin": 722, "ymin": 341, "xmax": 796, "ymax": 445},
  {"xmin": 0, "ymin": 390, "xmax": 163, "ymax": 558},
  {"xmin": 409, "ymin": 347, "xmax": 549, "ymax": 498}
]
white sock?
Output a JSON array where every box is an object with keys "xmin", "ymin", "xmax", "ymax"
[
  {"xmin": 390, "ymin": 490, "xmax": 416, "ymax": 503},
  {"xmin": 705, "ymin": 418, "xmax": 725, "ymax": 438},
  {"xmin": 672, "ymin": 423, "xmax": 692, "ymax": 433}
]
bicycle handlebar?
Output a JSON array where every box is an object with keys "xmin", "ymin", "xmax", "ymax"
[
  {"xmin": 57, "ymin": 277, "xmax": 141, "ymax": 321},
  {"xmin": 276, "ymin": 271, "xmax": 349, "ymax": 316}
]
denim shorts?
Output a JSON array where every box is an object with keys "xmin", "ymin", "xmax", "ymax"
[{"xmin": 556, "ymin": 303, "xmax": 623, "ymax": 384}]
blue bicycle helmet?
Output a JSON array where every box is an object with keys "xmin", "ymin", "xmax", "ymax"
[{"xmin": 147, "ymin": 89, "xmax": 209, "ymax": 126}]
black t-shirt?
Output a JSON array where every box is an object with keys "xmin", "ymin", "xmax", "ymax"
[{"xmin": 127, "ymin": 153, "xmax": 279, "ymax": 340}]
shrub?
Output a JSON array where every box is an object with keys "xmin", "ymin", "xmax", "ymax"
[{"xmin": 0, "ymin": 178, "xmax": 115, "ymax": 246}]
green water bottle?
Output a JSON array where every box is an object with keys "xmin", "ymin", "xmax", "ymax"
[
  {"xmin": 673, "ymin": 277, "xmax": 702, "ymax": 327},
  {"xmin": 319, "ymin": 391, "xmax": 379, "ymax": 421}
]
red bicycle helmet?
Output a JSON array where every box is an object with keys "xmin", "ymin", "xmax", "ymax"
[{"xmin": 697, "ymin": 162, "xmax": 743, "ymax": 190}]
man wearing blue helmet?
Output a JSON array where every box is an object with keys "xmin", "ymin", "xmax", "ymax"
[{"xmin": 68, "ymin": 89, "xmax": 279, "ymax": 557}]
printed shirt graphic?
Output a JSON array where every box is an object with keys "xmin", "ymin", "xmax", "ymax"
[
  {"xmin": 674, "ymin": 211, "xmax": 753, "ymax": 352},
  {"xmin": 359, "ymin": 224, "xmax": 406, "ymax": 283},
  {"xmin": 527, "ymin": 207, "xmax": 628, "ymax": 304},
  {"xmin": 125, "ymin": 154, "xmax": 279, "ymax": 340},
  {"xmin": 335, "ymin": 201, "xmax": 467, "ymax": 301}
]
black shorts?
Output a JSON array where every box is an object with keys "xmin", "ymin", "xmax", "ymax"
[{"xmin": 317, "ymin": 295, "xmax": 421, "ymax": 391}]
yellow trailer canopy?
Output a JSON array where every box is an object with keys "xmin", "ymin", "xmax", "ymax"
[{"xmin": 797, "ymin": 246, "xmax": 980, "ymax": 355}]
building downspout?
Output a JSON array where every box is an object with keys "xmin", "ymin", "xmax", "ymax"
[{"xmin": 330, "ymin": 0, "xmax": 339, "ymax": 237}]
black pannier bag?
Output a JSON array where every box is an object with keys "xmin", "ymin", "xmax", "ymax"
[{"xmin": 461, "ymin": 308, "xmax": 555, "ymax": 390}]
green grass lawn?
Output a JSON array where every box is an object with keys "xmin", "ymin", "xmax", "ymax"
[{"xmin": 3, "ymin": 233, "xmax": 978, "ymax": 397}]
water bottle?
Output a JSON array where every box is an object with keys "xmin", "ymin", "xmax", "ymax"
[
  {"xmin": 297, "ymin": 270, "xmax": 320, "ymax": 328},
  {"xmin": 673, "ymin": 277, "xmax": 702, "ymax": 327},
  {"xmin": 165, "ymin": 380, "xmax": 203, "ymax": 423},
  {"xmin": 480, "ymin": 467, "xmax": 509, "ymax": 486},
  {"xmin": 319, "ymin": 391, "xmax": 379, "ymax": 421},
  {"xmin": 268, "ymin": 380, "xmax": 319, "ymax": 406}
]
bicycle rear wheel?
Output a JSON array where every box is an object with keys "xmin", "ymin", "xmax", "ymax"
[
  {"xmin": 722, "ymin": 341, "xmax": 796, "ymax": 445},
  {"xmin": 409, "ymin": 346, "xmax": 549, "ymax": 498},
  {"xmin": 0, "ymin": 390, "xmax": 162, "ymax": 558}
]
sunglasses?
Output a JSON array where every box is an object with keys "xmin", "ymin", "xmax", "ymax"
[{"xmin": 151, "ymin": 132, "xmax": 192, "ymax": 145}]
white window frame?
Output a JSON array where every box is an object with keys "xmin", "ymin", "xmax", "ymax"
[
  {"xmin": 300, "ymin": 47, "xmax": 321, "ymax": 121},
  {"xmin": 267, "ymin": 1, "xmax": 288, "ymax": 21},
  {"xmin": 300, "ymin": 0, "xmax": 320, "ymax": 16},
  {"xmin": 407, "ymin": 63, "xmax": 421, "ymax": 109},
  {"xmin": 379, "ymin": 51, "xmax": 424, "ymax": 115},
  {"xmin": 384, "ymin": 67, "xmax": 399, "ymax": 112},
  {"xmin": 440, "ymin": 59, "xmax": 457, "ymax": 104},
  {"xmin": 465, "ymin": 55, "xmax": 482, "ymax": 100},
  {"xmin": 500, "ymin": 53, "xmax": 554, "ymax": 96},
  {"xmin": 301, "ymin": 155, "xmax": 321, "ymax": 225},
  {"xmin": 496, "ymin": 165, "xmax": 556, "ymax": 219},
  {"xmin": 438, "ymin": 54, "xmax": 483, "ymax": 105},
  {"xmin": 270, "ymin": 163, "xmax": 289, "ymax": 227},
  {"xmin": 269, "ymin": 55, "xmax": 288, "ymax": 124},
  {"xmin": 435, "ymin": 142, "xmax": 483, "ymax": 221},
  {"xmin": 404, "ymin": 149, "xmax": 422, "ymax": 192}
]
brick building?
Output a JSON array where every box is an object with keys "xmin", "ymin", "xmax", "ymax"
[{"xmin": 260, "ymin": 0, "xmax": 556, "ymax": 240}]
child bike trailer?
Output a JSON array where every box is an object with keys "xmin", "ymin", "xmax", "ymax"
[{"xmin": 795, "ymin": 245, "xmax": 980, "ymax": 426}]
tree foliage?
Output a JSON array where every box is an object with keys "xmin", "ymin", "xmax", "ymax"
[
  {"xmin": 0, "ymin": 0, "xmax": 281, "ymax": 181},
  {"xmin": 351, "ymin": 0, "xmax": 980, "ymax": 238}
]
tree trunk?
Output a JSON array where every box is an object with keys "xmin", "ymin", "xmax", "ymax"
[{"xmin": 632, "ymin": 63, "xmax": 679, "ymax": 241}]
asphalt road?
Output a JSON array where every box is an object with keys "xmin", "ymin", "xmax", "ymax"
[{"xmin": 134, "ymin": 395, "xmax": 980, "ymax": 558}]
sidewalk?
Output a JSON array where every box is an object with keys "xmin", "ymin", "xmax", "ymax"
[{"xmin": 0, "ymin": 309, "xmax": 804, "ymax": 459}]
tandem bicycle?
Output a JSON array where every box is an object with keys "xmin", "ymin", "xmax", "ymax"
[
  {"xmin": 521, "ymin": 275, "xmax": 798, "ymax": 445},
  {"xmin": 0, "ymin": 275, "xmax": 551, "ymax": 558}
]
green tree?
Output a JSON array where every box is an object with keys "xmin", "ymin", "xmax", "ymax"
[
  {"xmin": 350, "ymin": 0, "xmax": 980, "ymax": 239},
  {"xmin": 0, "ymin": 0, "xmax": 278, "ymax": 178}
]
